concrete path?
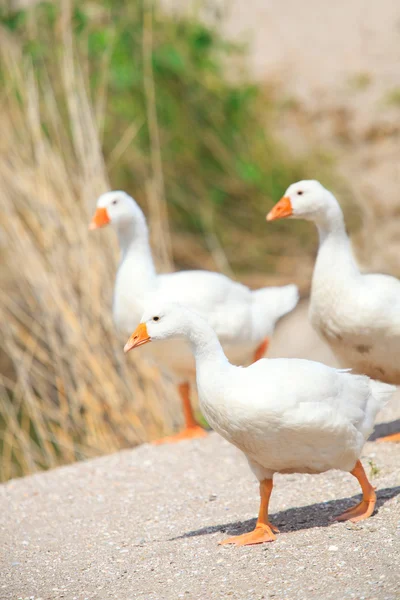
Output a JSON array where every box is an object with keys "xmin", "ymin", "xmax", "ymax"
[{"xmin": 1, "ymin": 428, "xmax": 399, "ymax": 600}]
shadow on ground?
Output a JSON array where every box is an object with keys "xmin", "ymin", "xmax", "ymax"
[
  {"xmin": 172, "ymin": 486, "xmax": 400, "ymax": 540},
  {"xmin": 369, "ymin": 420, "xmax": 400, "ymax": 441}
]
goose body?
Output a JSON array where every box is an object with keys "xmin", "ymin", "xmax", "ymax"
[
  {"xmin": 199, "ymin": 356, "xmax": 386, "ymax": 476},
  {"xmin": 311, "ymin": 261, "xmax": 400, "ymax": 383},
  {"xmin": 90, "ymin": 191, "xmax": 299, "ymax": 442},
  {"xmin": 125, "ymin": 302, "xmax": 395, "ymax": 544},
  {"xmin": 115, "ymin": 261, "xmax": 297, "ymax": 380}
]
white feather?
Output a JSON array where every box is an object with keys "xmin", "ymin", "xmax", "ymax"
[{"xmin": 139, "ymin": 302, "xmax": 396, "ymax": 479}]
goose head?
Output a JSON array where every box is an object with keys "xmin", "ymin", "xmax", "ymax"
[
  {"xmin": 266, "ymin": 180, "xmax": 340, "ymax": 223},
  {"xmin": 89, "ymin": 191, "xmax": 145, "ymax": 231},
  {"xmin": 124, "ymin": 302, "xmax": 188, "ymax": 353}
]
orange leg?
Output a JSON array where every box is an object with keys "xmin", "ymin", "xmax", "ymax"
[
  {"xmin": 377, "ymin": 432, "xmax": 400, "ymax": 443},
  {"xmin": 253, "ymin": 338, "xmax": 269, "ymax": 362},
  {"xmin": 220, "ymin": 479, "xmax": 279, "ymax": 546},
  {"xmin": 335, "ymin": 460, "xmax": 376, "ymax": 522},
  {"xmin": 152, "ymin": 382, "xmax": 207, "ymax": 445}
]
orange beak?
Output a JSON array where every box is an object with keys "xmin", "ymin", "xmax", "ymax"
[
  {"xmin": 124, "ymin": 323, "xmax": 151, "ymax": 353},
  {"xmin": 266, "ymin": 196, "xmax": 293, "ymax": 221},
  {"xmin": 89, "ymin": 207, "xmax": 111, "ymax": 230}
]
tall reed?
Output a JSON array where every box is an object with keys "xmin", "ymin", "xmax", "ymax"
[{"xmin": 0, "ymin": 28, "xmax": 177, "ymax": 482}]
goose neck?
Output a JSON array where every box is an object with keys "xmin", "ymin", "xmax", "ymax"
[
  {"xmin": 315, "ymin": 204, "xmax": 347, "ymax": 244},
  {"xmin": 116, "ymin": 219, "xmax": 149, "ymax": 255},
  {"xmin": 115, "ymin": 221, "xmax": 155, "ymax": 282},
  {"xmin": 314, "ymin": 206, "xmax": 359, "ymax": 279},
  {"xmin": 186, "ymin": 315, "xmax": 229, "ymax": 367}
]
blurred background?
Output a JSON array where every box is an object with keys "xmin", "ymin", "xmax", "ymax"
[{"xmin": 1, "ymin": 0, "xmax": 399, "ymax": 481}]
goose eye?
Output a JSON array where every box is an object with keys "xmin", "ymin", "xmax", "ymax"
[
  {"xmin": 297, "ymin": 191, "xmax": 303, "ymax": 195},
  {"xmin": 112, "ymin": 199, "xmax": 118, "ymax": 205},
  {"xmin": 153, "ymin": 316, "xmax": 160, "ymax": 322}
]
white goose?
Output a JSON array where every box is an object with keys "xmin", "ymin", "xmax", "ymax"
[
  {"xmin": 124, "ymin": 301, "xmax": 395, "ymax": 545},
  {"xmin": 89, "ymin": 191, "xmax": 299, "ymax": 443},
  {"xmin": 267, "ymin": 180, "xmax": 400, "ymax": 442}
]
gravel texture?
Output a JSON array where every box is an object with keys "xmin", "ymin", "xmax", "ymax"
[{"xmin": 1, "ymin": 425, "xmax": 399, "ymax": 600}]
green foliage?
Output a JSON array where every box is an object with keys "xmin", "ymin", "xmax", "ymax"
[
  {"xmin": 1, "ymin": 0, "xmax": 326, "ymax": 272},
  {"xmin": 368, "ymin": 459, "xmax": 380, "ymax": 478},
  {"xmin": 347, "ymin": 71, "xmax": 372, "ymax": 92},
  {"xmin": 384, "ymin": 87, "xmax": 400, "ymax": 108}
]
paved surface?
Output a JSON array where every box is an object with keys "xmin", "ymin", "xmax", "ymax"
[{"xmin": 1, "ymin": 422, "xmax": 399, "ymax": 600}]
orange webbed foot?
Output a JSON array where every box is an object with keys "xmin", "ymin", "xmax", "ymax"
[
  {"xmin": 219, "ymin": 523, "xmax": 278, "ymax": 546},
  {"xmin": 334, "ymin": 495, "xmax": 376, "ymax": 523},
  {"xmin": 376, "ymin": 432, "xmax": 400, "ymax": 443},
  {"xmin": 334, "ymin": 460, "xmax": 377, "ymax": 523},
  {"xmin": 151, "ymin": 425, "xmax": 208, "ymax": 445},
  {"xmin": 253, "ymin": 338, "xmax": 269, "ymax": 362}
]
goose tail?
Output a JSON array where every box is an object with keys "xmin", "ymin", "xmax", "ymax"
[{"xmin": 252, "ymin": 284, "xmax": 299, "ymax": 332}]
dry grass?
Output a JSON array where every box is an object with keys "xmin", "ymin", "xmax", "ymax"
[{"xmin": 0, "ymin": 28, "xmax": 178, "ymax": 482}]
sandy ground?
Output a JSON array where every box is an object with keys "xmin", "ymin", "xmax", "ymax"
[{"xmin": 1, "ymin": 303, "xmax": 399, "ymax": 600}]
